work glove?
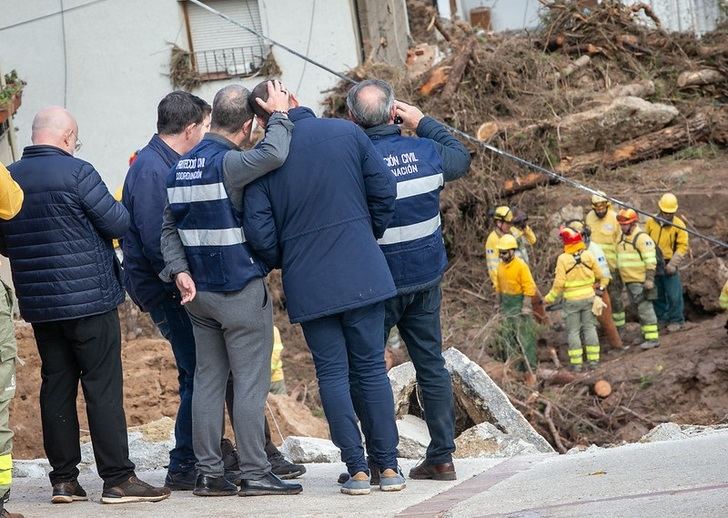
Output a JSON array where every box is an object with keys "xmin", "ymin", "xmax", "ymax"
[
  {"xmin": 643, "ymin": 278, "xmax": 655, "ymax": 291},
  {"xmin": 592, "ymin": 296, "xmax": 607, "ymax": 317},
  {"xmin": 665, "ymin": 252, "xmax": 684, "ymax": 276}
]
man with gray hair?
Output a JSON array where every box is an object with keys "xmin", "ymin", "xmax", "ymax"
[
  {"xmin": 161, "ymin": 81, "xmax": 302, "ymax": 498},
  {"xmin": 347, "ymin": 79, "xmax": 471, "ymax": 481}
]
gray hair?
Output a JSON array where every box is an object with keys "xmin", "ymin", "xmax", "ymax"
[
  {"xmin": 346, "ymin": 79, "xmax": 394, "ymax": 128},
  {"xmin": 211, "ymin": 84, "xmax": 254, "ymax": 133}
]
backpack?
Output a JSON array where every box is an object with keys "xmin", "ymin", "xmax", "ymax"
[{"xmin": 626, "ymin": 231, "xmax": 666, "ymax": 276}]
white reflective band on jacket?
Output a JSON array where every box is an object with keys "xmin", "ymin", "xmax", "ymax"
[
  {"xmin": 396, "ymin": 174, "xmax": 444, "ymax": 200},
  {"xmin": 178, "ymin": 227, "xmax": 245, "ymax": 247},
  {"xmin": 167, "ymin": 182, "xmax": 228, "ymax": 204},
  {"xmin": 378, "ymin": 214, "xmax": 441, "ymax": 245}
]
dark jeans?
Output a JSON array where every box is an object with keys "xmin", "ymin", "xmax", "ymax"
[
  {"xmin": 654, "ymin": 272, "xmax": 685, "ymax": 325},
  {"xmin": 300, "ymin": 302, "xmax": 398, "ymax": 475},
  {"xmin": 149, "ymin": 292, "xmax": 197, "ymax": 472},
  {"xmin": 32, "ymin": 309, "xmax": 135, "ymax": 488},
  {"xmin": 383, "ymin": 286, "xmax": 455, "ymax": 464},
  {"xmin": 149, "ymin": 292, "xmax": 281, "ymax": 474}
]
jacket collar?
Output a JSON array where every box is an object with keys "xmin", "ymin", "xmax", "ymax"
[
  {"xmin": 364, "ymin": 123, "xmax": 401, "ymax": 139},
  {"xmin": 147, "ymin": 134, "xmax": 180, "ymax": 165},
  {"xmin": 289, "ymin": 106, "xmax": 316, "ymax": 123},
  {"xmin": 203, "ymin": 132, "xmax": 238, "ymax": 150},
  {"xmin": 22, "ymin": 145, "xmax": 72, "ymax": 158}
]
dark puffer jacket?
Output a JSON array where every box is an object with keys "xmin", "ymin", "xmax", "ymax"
[{"xmin": 0, "ymin": 145, "xmax": 128, "ymax": 323}]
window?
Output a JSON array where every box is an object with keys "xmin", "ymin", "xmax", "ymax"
[{"xmin": 183, "ymin": 0, "xmax": 269, "ymax": 80}]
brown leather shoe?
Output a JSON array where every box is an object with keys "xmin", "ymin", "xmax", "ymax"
[
  {"xmin": 51, "ymin": 480, "xmax": 88, "ymax": 504},
  {"xmin": 1, "ymin": 508, "xmax": 24, "ymax": 518},
  {"xmin": 408, "ymin": 461, "xmax": 456, "ymax": 481}
]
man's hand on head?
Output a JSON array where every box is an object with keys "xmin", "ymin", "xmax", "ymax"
[
  {"xmin": 394, "ymin": 100, "xmax": 424, "ymax": 131},
  {"xmin": 255, "ymin": 80, "xmax": 291, "ymax": 114}
]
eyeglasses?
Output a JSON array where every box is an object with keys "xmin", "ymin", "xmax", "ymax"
[{"xmin": 69, "ymin": 130, "xmax": 82, "ymax": 152}]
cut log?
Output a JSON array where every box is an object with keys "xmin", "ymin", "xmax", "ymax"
[
  {"xmin": 554, "ymin": 55, "xmax": 591, "ymax": 81},
  {"xmin": 501, "ymin": 172, "xmax": 554, "ymax": 196},
  {"xmin": 418, "ymin": 65, "xmax": 450, "ymax": 96},
  {"xmin": 441, "ymin": 36, "xmax": 477, "ymax": 100},
  {"xmin": 593, "ymin": 380, "xmax": 612, "ymax": 398},
  {"xmin": 556, "ymin": 112, "xmax": 710, "ymax": 175},
  {"xmin": 677, "ymin": 69, "xmax": 724, "ymax": 88},
  {"xmin": 604, "ymin": 80, "xmax": 655, "ymax": 99}
]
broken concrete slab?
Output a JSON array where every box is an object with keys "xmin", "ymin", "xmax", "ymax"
[
  {"xmin": 14, "ymin": 459, "xmax": 51, "ymax": 479},
  {"xmin": 396, "ymin": 415, "xmax": 430, "ymax": 459},
  {"xmin": 81, "ymin": 417, "xmax": 174, "ymax": 472},
  {"xmin": 640, "ymin": 422, "xmax": 686, "ymax": 443},
  {"xmin": 557, "ymin": 96, "xmax": 679, "ymax": 155},
  {"xmin": 281, "ymin": 436, "xmax": 341, "ymax": 464},
  {"xmin": 389, "ymin": 347, "xmax": 554, "ymax": 454},
  {"xmin": 454, "ymin": 422, "xmax": 542, "ymax": 458}
]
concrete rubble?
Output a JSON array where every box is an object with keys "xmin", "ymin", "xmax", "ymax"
[
  {"xmin": 454, "ymin": 422, "xmax": 542, "ymax": 458},
  {"xmin": 281, "ymin": 436, "xmax": 340, "ymax": 464},
  {"xmin": 396, "ymin": 415, "xmax": 430, "ymax": 459},
  {"xmin": 389, "ymin": 347, "xmax": 554, "ymax": 457},
  {"xmin": 640, "ymin": 422, "xmax": 728, "ymax": 443}
]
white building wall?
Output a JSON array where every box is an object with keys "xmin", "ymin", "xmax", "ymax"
[
  {"xmin": 457, "ymin": 0, "xmax": 543, "ymax": 31},
  {"xmin": 0, "ymin": 0, "xmax": 361, "ymax": 188}
]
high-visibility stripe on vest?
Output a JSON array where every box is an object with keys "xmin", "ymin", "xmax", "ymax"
[
  {"xmin": 568, "ymin": 348, "xmax": 583, "ymax": 365},
  {"xmin": 617, "ymin": 227, "xmax": 656, "ymax": 284},
  {"xmin": 371, "ymin": 134, "xmax": 447, "ymax": 292},
  {"xmin": 585, "ymin": 344, "xmax": 600, "ymax": 362},
  {"xmin": 0, "ymin": 453, "xmax": 11, "ymax": 487},
  {"xmin": 167, "ymin": 139, "xmax": 265, "ymax": 292},
  {"xmin": 720, "ymin": 281, "xmax": 728, "ymax": 310},
  {"xmin": 544, "ymin": 248, "xmax": 602, "ymax": 303}
]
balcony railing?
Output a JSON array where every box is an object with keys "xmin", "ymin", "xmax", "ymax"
[{"xmin": 193, "ymin": 45, "xmax": 269, "ymax": 80}]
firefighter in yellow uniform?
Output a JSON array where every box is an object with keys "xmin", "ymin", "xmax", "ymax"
[
  {"xmin": 645, "ymin": 193, "xmax": 689, "ymax": 332},
  {"xmin": 544, "ymin": 227, "xmax": 605, "ymax": 371},
  {"xmin": 720, "ymin": 280, "xmax": 728, "ymax": 336},
  {"xmin": 485, "ymin": 206, "xmax": 515, "ymax": 291},
  {"xmin": 0, "ymin": 162, "xmax": 24, "ymax": 518},
  {"xmin": 494, "ymin": 234, "xmax": 538, "ymax": 371},
  {"xmin": 270, "ymin": 326, "xmax": 286, "ymax": 395},
  {"xmin": 586, "ymin": 192, "xmax": 624, "ymax": 331},
  {"xmin": 616, "ymin": 208, "xmax": 660, "ymax": 349}
]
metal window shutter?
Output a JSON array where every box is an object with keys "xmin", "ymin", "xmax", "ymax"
[{"xmin": 188, "ymin": 0, "xmax": 264, "ymax": 52}]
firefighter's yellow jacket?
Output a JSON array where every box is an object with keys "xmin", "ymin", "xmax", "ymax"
[
  {"xmin": 497, "ymin": 256, "xmax": 537, "ymax": 298},
  {"xmin": 544, "ymin": 243, "xmax": 604, "ymax": 303},
  {"xmin": 617, "ymin": 225, "xmax": 656, "ymax": 283},
  {"xmin": 720, "ymin": 280, "xmax": 728, "ymax": 310},
  {"xmin": 0, "ymin": 162, "xmax": 23, "ymax": 221},
  {"xmin": 645, "ymin": 215, "xmax": 689, "ymax": 261},
  {"xmin": 586, "ymin": 208, "xmax": 621, "ymax": 270}
]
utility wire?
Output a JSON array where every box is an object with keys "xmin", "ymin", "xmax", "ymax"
[
  {"xmin": 0, "ymin": 0, "xmax": 111, "ymax": 32},
  {"xmin": 186, "ymin": 0, "xmax": 728, "ymax": 250}
]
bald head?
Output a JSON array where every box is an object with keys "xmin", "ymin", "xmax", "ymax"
[
  {"xmin": 346, "ymin": 79, "xmax": 395, "ymax": 128},
  {"xmin": 32, "ymin": 106, "xmax": 79, "ymax": 154},
  {"xmin": 211, "ymin": 85, "xmax": 254, "ymax": 134}
]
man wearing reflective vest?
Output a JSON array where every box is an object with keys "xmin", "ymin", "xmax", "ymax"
[
  {"xmin": 586, "ymin": 192, "xmax": 625, "ymax": 331},
  {"xmin": 645, "ymin": 193, "xmax": 689, "ymax": 332},
  {"xmin": 616, "ymin": 208, "xmax": 660, "ymax": 349},
  {"xmin": 160, "ymin": 81, "xmax": 302, "ymax": 497},
  {"xmin": 347, "ymin": 79, "xmax": 471, "ymax": 481},
  {"xmin": 544, "ymin": 227, "xmax": 606, "ymax": 371}
]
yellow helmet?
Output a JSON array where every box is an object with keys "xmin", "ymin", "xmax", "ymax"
[
  {"xmin": 591, "ymin": 191, "xmax": 609, "ymax": 206},
  {"xmin": 493, "ymin": 206, "xmax": 513, "ymax": 223},
  {"xmin": 658, "ymin": 193, "xmax": 678, "ymax": 214},
  {"xmin": 496, "ymin": 234, "xmax": 518, "ymax": 251}
]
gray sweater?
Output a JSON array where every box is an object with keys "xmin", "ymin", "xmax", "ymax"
[{"xmin": 159, "ymin": 113, "xmax": 294, "ymax": 282}]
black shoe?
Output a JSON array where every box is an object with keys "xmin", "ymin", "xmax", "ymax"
[
  {"xmin": 337, "ymin": 458, "xmax": 380, "ymax": 485},
  {"xmin": 238, "ymin": 472, "xmax": 303, "ymax": 497},
  {"xmin": 51, "ymin": 480, "xmax": 88, "ymax": 504},
  {"xmin": 192, "ymin": 474, "xmax": 238, "ymax": 497},
  {"xmin": 269, "ymin": 451, "xmax": 306, "ymax": 480},
  {"xmin": 221, "ymin": 438, "xmax": 243, "ymax": 485},
  {"xmin": 101, "ymin": 476, "xmax": 171, "ymax": 504},
  {"xmin": 164, "ymin": 468, "xmax": 197, "ymax": 491}
]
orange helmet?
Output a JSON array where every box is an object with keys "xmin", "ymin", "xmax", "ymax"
[
  {"xmin": 616, "ymin": 208, "xmax": 638, "ymax": 225},
  {"xmin": 559, "ymin": 226, "xmax": 583, "ymax": 246}
]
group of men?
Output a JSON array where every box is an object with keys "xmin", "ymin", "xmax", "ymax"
[
  {"xmin": 0, "ymin": 76, "xmax": 470, "ymax": 514},
  {"xmin": 485, "ymin": 191, "xmax": 692, "ymax": 373}
]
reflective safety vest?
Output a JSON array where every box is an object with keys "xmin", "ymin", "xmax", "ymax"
[
  {"xmin": 372, "ymin": 134, "xmax": 447, "ymax": 292},
  {"xmin": 511, "ymin": 225, "xmax": 536, "ymax": 265},
  {"xmin": 586, "ymin": 208, "xmax": 621, "ymax": 270},
  {"xmin": 271, "ymin": 326, "xmax": 284, "ymax": 383},
  {"xmin": 720, "ymin": 280, "xmax": 728, "ymax": 310},
  {"xmin": 544, "ymin": 247, "xmax": 603, "ymax": 303},
  {"xmin": 588, "ymin": 241, "xmax": 611, "ymax": 286},
  {"xmin": 166, "ymin": 139, "xmax": 266, "ymax": 292},
  {"xmin": 617, "ymin": 226, "xmax": 656, "ymax": 284}
]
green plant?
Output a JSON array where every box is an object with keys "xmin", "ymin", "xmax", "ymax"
[
  {"xmin": 0, "ymin": 70, "xmax": 25, "ymax": 105},
  {"xmin": 639, "ymin": 374, "xmax": 653, "ymax": 389}
]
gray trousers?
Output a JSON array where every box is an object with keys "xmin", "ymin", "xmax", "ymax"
[{"xmin": 185, "ymin": 277, "xmax": 273, "ymax": 479}]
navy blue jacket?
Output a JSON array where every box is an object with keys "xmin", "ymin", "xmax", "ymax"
[
  {"xmin": 366, "ymin": 117, "xmax": 471, "ymax": 294},
  {"xmin": 243, "ymin": 107, "xmax": 397, "ymax": 323},
  {"xmin": 0, "ymin": 145, "xmax": 129, "ymax": 323},
  {"xmin": 122, "ymin": 135, "xmax": 180, "ymax": 311}
]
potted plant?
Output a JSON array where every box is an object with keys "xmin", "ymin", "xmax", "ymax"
[{"xmin": 0, "ymin": 70, "xmax": 26, "ymax": 125}]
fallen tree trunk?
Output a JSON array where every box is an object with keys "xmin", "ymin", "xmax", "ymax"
[
  {"xmin": 442, "ymin": 36, "xmax": 477, "ymax": 99},
  {"xmin": 556, "ymin": 112, "xmax": 710, "ymax": 175},
  {"xmin": 677, "ymin": 69, "xmax": 724, "ymax": 88},
  {"xmin": 501, "ymin": 171, "xmax": 555, "ymax": 196}
]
